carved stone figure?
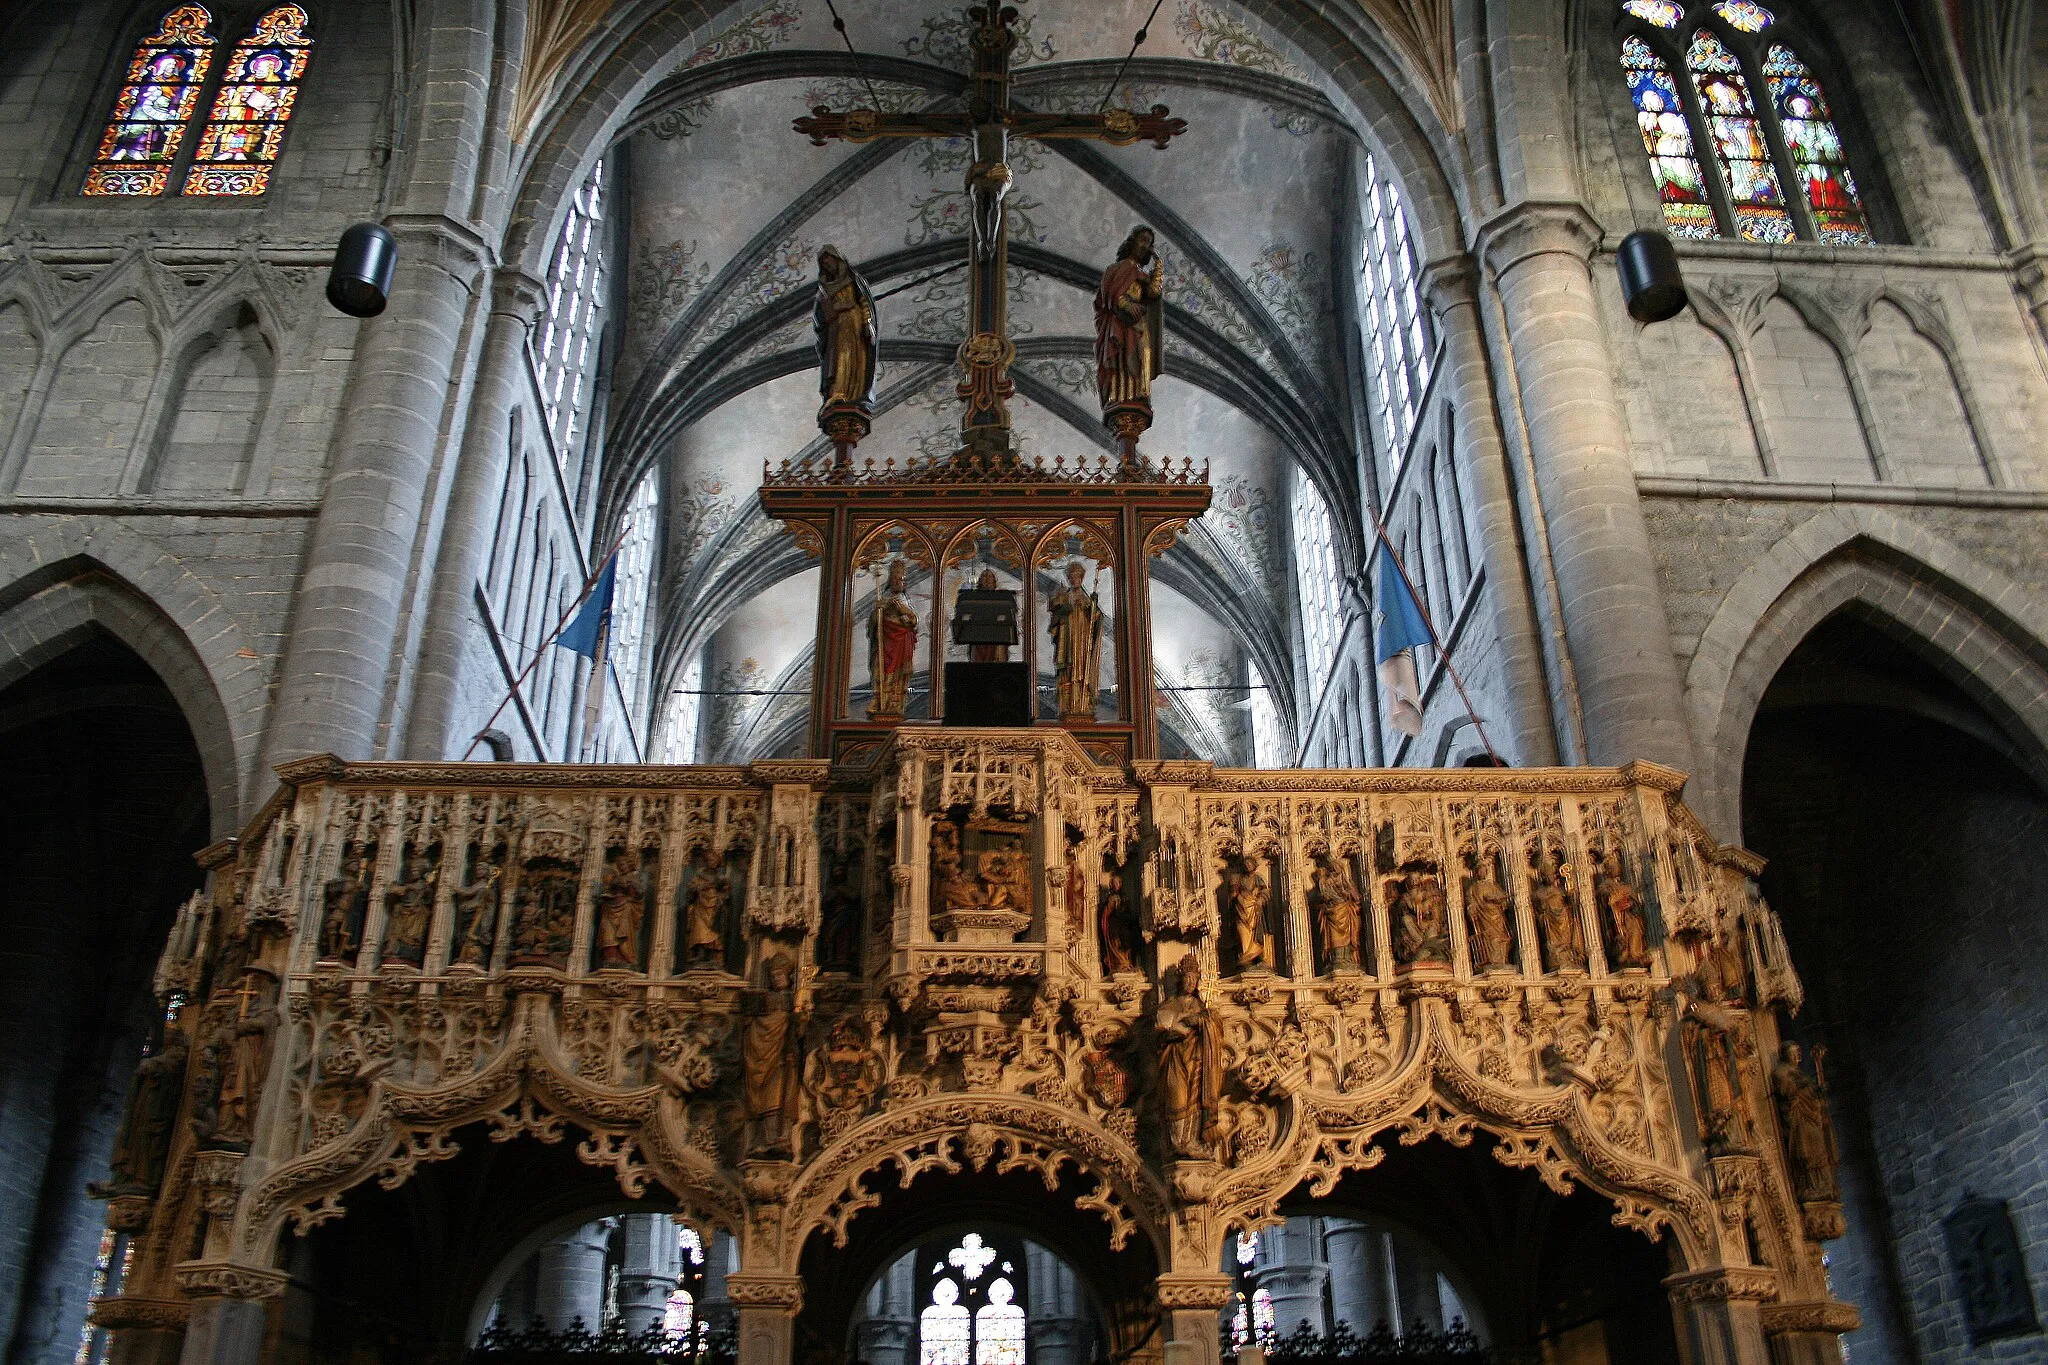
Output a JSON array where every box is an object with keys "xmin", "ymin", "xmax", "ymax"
[
  {"xmin": 1392, "ymin": 866, "xmax": 1451, "ymax": 965},
  {"xmin": 818, "ymin": 854, "xmax": 862, "ymax": 972},
  {"xmin": 1156, "ymin": 959, "xmax": 1223, "ymax": 1158},
  {"xmin": 742, "ymin": 955, "xmax": 804, "ymax": 1157},
  {"xmin": 1686, "ymin": 998, "xmax": 1751, "ymax": 1154},
  {"xmin": 595, "ymin": 849, "xmax": 646, "ymax": 970},
  {"xmin": 510, "ymin": 858, "xmax": 579, "ymax": 967},
  {"xmin": 1063, "ymin": 840, "xmax": 1089, "ymax": 948},
  {"xmin": 977, "ymin": 846, "xmax": 1029, "ymax": 913},
  {"xmin": 1773, "ymin": 1042, "xmax": 1840, "ymax": 1203},
  {"xmin": 1094, "ymin": 225, "xmax": 1164, "ymax": 413},
  {"xmin": 1099, "ymin": 885, "xmax": 1140, "ymax": 975},
  {"xmin": 207, "ymin": 972, "xmax": 280, "ymax": 1147},
  {"xmin": 1230, "ymin": 865, "xmax": 1271, "ymax": 972},
  {"xmin": 1309, "ymin": 854, "xmax": 1363, "ymax": 972},
  {"xmin": 380, "ymin": 854, "xmax": 438, "ymax": 966},
  {"xmin": 92, "ymin": 1030, "xmax": 190, "ymax": 1197},
  {"xmin": 814, "ymin": 245, "xmax": 878, "ymax": 413},
  {"xmin": 1463, "ymin": 853, "xmax": 1515, "ymax": 972},
  {"xmin": 1531, "ymin": 850, "xmax": 1586, "ymax": 972},
  {"xmin": 683, "ymin": 863, "xmax": 730, "ymax": 969},
  {"xmin": 868, "ymin": 559, "xmax": 918, "ymax": 720},
  {"xmin": 451, "ymin": 857, "xmax": 503, "ymax": 968},
  {"xmin": 1595, "ymin": 848, "xmax": 1651, "ymax": 969},
  {"xmin": 319, "ymin": 852, "xmax": 371, "ymax": 962},
  {"xmin": 933, "ymin": 823, "xmax": 979, "ymax": 914},
  {"xmin": 1048, "ymin": 560, "xmax": 1103, "ymax": 720}
]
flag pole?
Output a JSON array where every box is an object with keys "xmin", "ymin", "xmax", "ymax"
[
  {"xmin": 460, "ymin": 526, "xmax": 633, "ymax": 761},
  {"xmin": 1363, "ymin": 511, "xmax": 1504, "ymax": 767},
  {"xmin": 580, "ymin": 616, "xmax": 610, "ymax": 761}
]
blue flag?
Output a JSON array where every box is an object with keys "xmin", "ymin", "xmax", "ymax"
[
  {"xmin": 1374, "ymin": 540, "xmax": 1432, "ymax": 738},
  {"xmin": 556, "ymin": 555, "xmax": 617, "ymax": 659}
]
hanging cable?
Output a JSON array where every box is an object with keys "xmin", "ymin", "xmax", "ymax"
[
  {"xmin": 820, "ymin": 0, "xmax": 886, "ymax": 112},
  {"xmin": 1098, "ymin": 0, "xmax": 1168, "ymax": 113},
  {"xmin": 869, "ymin": 257, "xmax": 972, "ymax": 302}
]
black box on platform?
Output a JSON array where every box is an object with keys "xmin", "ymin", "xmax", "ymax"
[
  {"xmin": 944, "ymin": 663, "xmax": 1031, "ymax": 726},
  {"xmin": 952, "ymin": 589, "xmax": 1019, "ymax": 646}
]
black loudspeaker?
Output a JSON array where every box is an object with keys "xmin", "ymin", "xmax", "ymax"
[
  {"xmin": 1616, "ymin": 229, "xmax": 1687, "ymax": 323},
  {"xmin": 944, "ymin": 663, "xmax": 1031, "ymax": 727},
  {"xmin": 327, "ymin": 222, "xmax": 398, "ymax": 318}
]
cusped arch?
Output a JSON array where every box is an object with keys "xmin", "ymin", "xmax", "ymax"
[
  {"xmin": 0, "ymin": 521, "xmax": 268, "ymax": 834},
  {"xmin": 1684, "ymin": 504, "xmax": 2048, "ymax": 836}
]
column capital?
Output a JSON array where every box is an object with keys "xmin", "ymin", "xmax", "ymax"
[
  {"xmin": 491, "ymin": 267, "xmax": 550, "ymax": 325},
  {"xmin": 1474, "ymin": 201, "xmax": 1604, "ymax": 281},
  {"xmin": 726, "ymin": 1274, "xmax": 805, "ymax": 1314},
  {"xmin": 379, "ymin": 212, "xmax": 497, "ymax": 279},
  {"xmin": 1662, "ymin": 1265, "xmax": 1779, "ymax": 1304},
  {"xmin": 170, "ymin": 1262, "xmax": 289, "ymax": 1301},
  {"xmin": 1759, "ymin": 1301, "xmax": 1861, "ymax": 1335},
  {"xmin": 1155, "ymin": 1274, "xmax": 1235, "ymax": 1310},
  {"xmin": 1417, "ymin": 253, "xmax": 1482, "ymax": 314}
]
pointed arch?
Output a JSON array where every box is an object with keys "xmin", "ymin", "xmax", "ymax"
[
  {"xmin": 82, "ymin": 5, "xmax": 217, "ymax": 196},
  {"xmin": 1683, "ymin": 505, "xmax": 2048, "ymax": 836},
  {"xmin": 182, "ymin": 4, "xmax": 312, "ymax": 195}
]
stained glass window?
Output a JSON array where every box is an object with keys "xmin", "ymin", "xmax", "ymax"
[
  {"xmin": 1711, "ymin": 0, "xmax": 1773, "ymax": 31},
  {"xmin": 1764, "ymin": 45, "xmax": 1873, "ymax": 244},
  {"xmin": 183, "ymin": 6, "xmax": 312, "ymax": 196},
  {"xmin": 973, "ymin": 1279, "xmax": 1026, "ymax": 1365},
  {"xmin": 1359, "ymin": 154, "xmax": 1431, "ymax": 468},
  {"xmin": 1622, "ymin": 36, "xmax": 1718, "ymax": 239},
  {"xmin": 1687, "ymin": 30, "xmax": 1792, "ymax": 241},
  {"xmin": 83, "ymin": 7, "xmax": 216, "ymax": 196},
  {"xmin": 1251, "ymin": 1287, "xmax": 1277, "ymax": 1347},
  {"xmin": 919, "ymin": 1280, "xmax": 971, "ymax": 1365},
  {"xmin": 1623, "ymin": 0, "xmax": 1682, "ymax": 25}
]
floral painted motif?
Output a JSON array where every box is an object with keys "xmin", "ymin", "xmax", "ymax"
[
  {"xmin": 1621, "ymin": 0, "xmax": 1682, "ymax": 27},
  {"xmin": 1174, "ymin": 0, "xmax": 1307, "ymax": 81},
  {"xmin": 1245, "ymin": 243, "xmax": 1326, "ymax": 357},
  {"xmin": 646, "ymin": 94, "xmax": 717, "ymax": 141},
  {"xmin": 898, "ymin": 267, "xmax": 1040, "ymax": 341},
  {"xmin": 905, "ymin": 7, "xmax": 1056, "ymax": 68},
  {"xmin": 1017, "ymin": 357, "xmax": 1095, "ymax": 400},
  {"xmin": 1200, "ymin": 474, "xmax": 1280, "ymax": 593},
  {"xmin": 631, "ymin": 237, "xmax": 715, "ymax": 338},
  {"xmin": 679, "ymin": 0, "xmax": 801, "ymax": 71},
  {"xmin": 672, "ymin": 478, "xmax": 742, "ymax": 563},
  {"xmin": 1161, "ymin": 648, "xmax": 1248, "ymax": 766},
  {"xmin": 801, "ymin": 76, "xmax": 935, "ymax": 115},
  {"xmin": 704, "ymin": 657, "xmax": 775, "ymax": 762},
  {"xmin": 679, "ymin": 235, "xmax": 816, "ymax": 369}
]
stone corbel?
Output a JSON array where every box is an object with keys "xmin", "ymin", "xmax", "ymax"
[
  {"xmin": 1662, "ymin": 1264, "xmax": 1778, "ymax": 1305},
  {"xmin": 1154, "ymin": 1274, "xmax": 1234, "ymax": 1311},
  {"xmin": 1759, "ymin": 1300, "xmax": 1860, "ymax": 1336},
  {"xmin": 87, "ymin": 1296, "xmax": 191, "ymax": 1331},
  {"xmin": 724, "ymin": 1273, "xmax": 805, "ymax": 1313}
]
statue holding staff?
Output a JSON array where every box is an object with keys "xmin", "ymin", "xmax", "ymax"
[
  {"xmin": 868, "ymin": 558, "xmax": 919, "ymax": 719},
  {"xmin": 1048, "ymin": 560, "xmax": 1103, "ymax": 720}
]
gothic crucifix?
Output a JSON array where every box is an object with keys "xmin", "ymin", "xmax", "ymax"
[{"xmin": 794, "ymin": 4, "xmax": 1186, "ymax": 461}]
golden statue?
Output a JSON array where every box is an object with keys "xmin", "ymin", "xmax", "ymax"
[
  {"xmin": 814, "ymin": 245, "xmax": 878, "ymax": 413},
  {"xmin": 1156, "ymin": 958, "xmax": 1223, "ymax": 1158},
  {"xmin": 1094, "ymin": 226, "xmax": 1164, "ymax": 412},
  {"xmin": 868, "ymin": 558, "xmax": 919, "ymax": 719},
  {"xmin": 1048, "ymin": 560, "xmax": 1102, "ymax": 720}
]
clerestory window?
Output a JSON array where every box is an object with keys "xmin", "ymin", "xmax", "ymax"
[
  {"xmin": 84, "ymin": 5, "xmax": 313, "ymax": 198},
  {"xmin": 1620, "ymin": 2, "xmax": 1873, "ymax": 244}
]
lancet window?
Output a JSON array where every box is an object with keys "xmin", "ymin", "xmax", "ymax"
[
  {"xmin": 1358, "ymin": 154, "xmax": 1431, "ymax": 470},
  {"xmin": 537, "ymin": 161, "xmax": 612, "ymax": 481},
  {"xmin": 1619, "ymin": 2, "xmax": 1873, "ymax": 244},
  {"xmin": 1247, "ymin": 659, "xmax": 1285, "ymax": 768},
  {"xmin": 608, "ymin": 472, "xmax": 660, "ymax": 736},
  {"xmin": 1291, "ymin": 474, "xmax": 1344, "ymax": 704},
  {"xmin": 918, "ymin": 1234, "xmax": 1024, "ymax": 1365},
  {"xmin": 83, "ymin": 5, "xmax": 313, "ymax": 197},
  {"xmin": 660, "ymin": 654, "xmax": 703, "ymax": 764}
]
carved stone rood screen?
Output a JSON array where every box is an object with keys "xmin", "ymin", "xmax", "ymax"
[{"xmin": 91, "ymin": 735, "xmax": 1858, "ymax": 1363}]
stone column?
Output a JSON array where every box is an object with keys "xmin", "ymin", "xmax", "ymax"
[
  {"xmin": 402, "ymin": 269, "xmax": 546, "ymax": 760},
  {"xmin": 1474, "ymin": 203, "xmax": 1696, "ymax": 772},
  {"xmin": 1419, "ymin": 259, "xmax": 1561, "ymax": 766},
  {"xmin": 1663, "ymin": 1268, "xmax": 1775, "ymax": 1365},
  {"xmin": 1252, "ymin": 1218, "xmax": 1328, "ymax": 1340},
  {"xmin": 1158, "ymin": 1276, "xmax": 1233, "ymax": 1365},
  {"xmin": 1026, "ymin": 1244, "xmax": 1088, "ymax": 1365},
  {"xmin": 853, "ymin": 1251, "xmax": 916, "ymax": 1365},
  {"xmin": 536, "ymin": 1223, "xmax": 612, "ymax": 1331},
  {"xmin": 1387, "ymin": 1236, "xmax": 1443, "ymax": 1336},
  {"xmin": 1322, "ymin": 1220, "xmax": 1395, "ymax": 1337},
  {"xmin": 727, "ymin": 1275, "xmax": 802, "ymax": 1365},
  {"xmin": 176, "ymin": 1300, "xmax": 269, "ymax": 1365},
  {"xmin": 616, "ymin": 1215, "xmax": 682, "ymax": 1336},
  {"xmin": 700, "ymin": 1232, "xmax": 735, "ymax": 1339},
  {"xmin": 259, "ymin": 214, "xmax": 490, "ymax": 773}
]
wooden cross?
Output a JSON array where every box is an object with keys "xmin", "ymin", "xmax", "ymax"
[
  {"xmin": 232, "ymin": 973, "xmax": 262, "ymax": 1020},
  {"xmin": 794, "ymin": 3, "xmax": 1187, "ymax": 458}
]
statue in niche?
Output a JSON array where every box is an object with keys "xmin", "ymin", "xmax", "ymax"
[
  {"xmin": 318, "ymin": 850, "xmax": 372, "ymax": 962},
  {"xmin": 451, "ymin": 851, "xmax": 503, "ymax": 968},
  {"xmin": 1063, "ymin": 839, "xmax": 1089, "ymax": 949},
  {"xmin": 203, "ymin": 971, "xmax": 280, "ymax": 1148},
  {"xmin": 1228, "ymin": 863, "xmax": 1271, "ymax": 972},
  {"xmin": 380, "ymin": 850, "xmax": 439, "ymax": 966},
  {"xmin": 933, "ymin": 822, "xmax": 980, "ymax": 915},
  {"xmin": 595, "ymin": 848, "xmax": 647, "ymax": 970},
  {"xmin": 867, "ymin": 558, "xmax": 919, "ymax": 720},
  {"xmin": 91, "ymin": 1029, "xmax": 190, "ymax": 1197},
  {"xmin": 1094, "ymin": 225, "xmax": 1164, "ymax": 413},
  {"xmin": 683, "ymin": 860, "xmax": 731, "ymax": 970},
  {"xmin": 1684, "ymin": 995, "xmax": 1752, "ymax": 1154},
  {"xmin": 814, "ymin": 245, "xmax": 878, "ymax": 414},
  {"xmin": 741, "ymin": 954, "xmax": 804, "ymax": 1158},
  {"xmin": 977, "ymin": 845, "xmax": 1029, "ymax": 913},
  {"xmin": 1595, "ymin": 847, "xmax": 1651, "ymax": 969},
  {"xmin": 1047, "ymin": 561, "xmax": 1104, "ymax": 721},
  {"xmin": 1530, "ymin": 848, "xmax": 1586, "ymax": 972},
  {"xmin": 1463, "ymin": 848, "xmax": 1515, "ymax": 972},
  {"xmin": 1099, "ymin": 882, "xmax": 1141, "ymax": 976},
  {"xmin": 818, "ymin": 853, "xmax": 862, "ymax": 972},
  {"xmin": 1391, "ymin": 863, "xmax": 1451, "ymax": 965},
  {"xmin": 1156, "ymin": 958, "xmax": 1223, "ymax": 1159},
  {"xmin": 1773, "ymin": 1042, "xmax": 1840, "ymax": 1203},
  {"xmin": 1309, "ymin": 852, "xmax": 1363, "ymax": 973},
  {"xmin": 510, "ymin": 858, "xmax": 578, "ymax": 967}
]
